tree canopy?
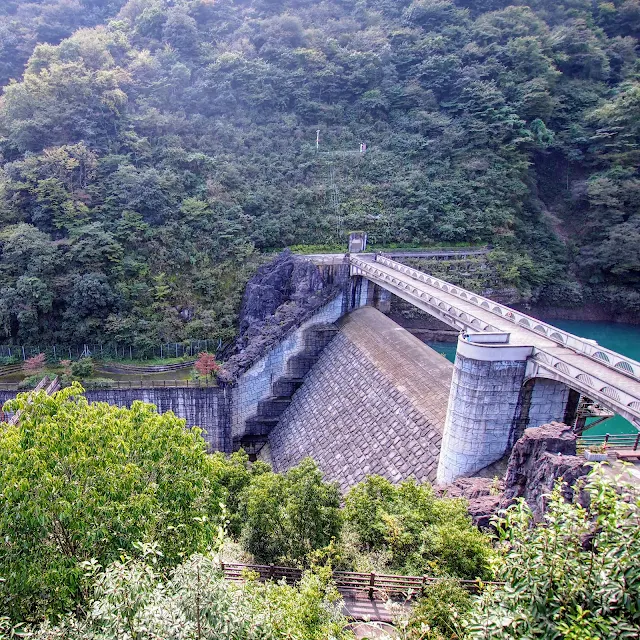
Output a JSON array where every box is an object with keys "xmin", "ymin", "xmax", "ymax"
[
  {"xmin": 0, "ymin": 0, "xmax": 637, "ymax": 346},
  {"xmin": 0, "ymin": 384, "xmax": 223, "ymax": 621}
]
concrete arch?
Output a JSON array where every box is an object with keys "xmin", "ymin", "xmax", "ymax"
[
  {"xmin": 533, "ymin": 325, "xmax": 548, "ymax": 335},
  {"xmin": 576, "ymin": 373, "xmax": 594, "ymax": 387},
  {"xmin": 549, "ymin": 332, "xmax": 565, "ymax": 343},
  {"xmin": 615, "ymin": 360, "xmax": 635, "ymax": 374},
  {"xmin": 593, "ymin": 351, "xmax": 610, "ymax": 363},
  {"xmin": 600, "ymin": 386, "xmax": 621, "ymax": 402}
]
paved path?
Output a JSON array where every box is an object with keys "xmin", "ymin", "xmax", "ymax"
[{"xmin": 342, "ymin": 595, "xmax": 411, "ymax": 624}]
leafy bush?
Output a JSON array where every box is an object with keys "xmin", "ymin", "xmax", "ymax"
[
  {"xmin": 0, "ymin": 356, "xmax": 19, "ymax": 366},
  {"xmin": 465, "ymin": 466, "xmax": 640, "ymax": 638},
  {"xmin": 70, "ymin": 357, "xmax": 94, "ymax": 378},
  {"xmin": 17, "ymin": 374, "xmax": 42, "ymax": 389},
  {"xmin": 239, "ymin": 458, "xmax": 341, "ymax": 565},
  {"xmin": 403, "ymin": 579, "xmax": 472, "ymax": 640},
  {"xmin": 26, "ymin": 547, "xmax": 352, "ymax": 640},
  {"xmin": 0, "ymin": 385, "xmax": 224, "ymax": 621},
  {"xmin": 341, "ymin": 476, "xmax": 493, "ymax": 580},
  {"xmin": 210, "ymin": 449, "xmax": 270, "ymax": 538},
  {"xmin": 23, "ymin": 353, "xmax": 46, "ymax": 372}
]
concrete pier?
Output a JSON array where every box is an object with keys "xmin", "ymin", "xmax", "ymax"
[{"xmin": 436, "ymin": 334, "xmax": 532, "ymax": 483}]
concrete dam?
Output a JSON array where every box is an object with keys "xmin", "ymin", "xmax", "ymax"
[{"xmin": 3, "ymin": 237, "xmax": 640, "ymax": 489}]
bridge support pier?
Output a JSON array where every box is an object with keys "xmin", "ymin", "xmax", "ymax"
[{"xmin": 436, "ymin": 335, "xmax": 533, "ymax": 484}]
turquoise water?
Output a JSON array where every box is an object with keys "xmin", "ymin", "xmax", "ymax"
[{"xmin": 426, "ymin": 319, "xmax": 640, "ymax": 436}]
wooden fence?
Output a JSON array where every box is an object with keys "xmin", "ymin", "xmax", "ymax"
[{"xmin": 220, "ymin": 562, "xmax": 502, "ymax": 599}]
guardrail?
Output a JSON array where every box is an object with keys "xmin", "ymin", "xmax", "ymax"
[
  {"xmin": 368, "ymin": 255, "xmax": 640, "ymax": 384},
  {"xmin": 578, "ymin": 432, "xmax": 640, "ymax": 450},
  {"xmin": 220, "ymin": 562, "xmax": 501, "ymax": 599},
  {"xmin": 96, "ymin": 360, "xmax": 196, "ymax": 374},
  {"xmin": 0, "ymin": 377, "xmax": 218, "ymax": 393}
]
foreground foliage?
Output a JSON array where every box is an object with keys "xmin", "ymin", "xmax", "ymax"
[
  {"xmin": 23, "ymin": 547, "xmax": 352, "ymax": 640},
  {"xmin": 466, "ymin": 466, "xmax": 640, "ymax": 639},
  {"xmin": 0, "ymin": 385, "xmax": 222, "ymax": 621},
  {"xmin": 341, "ymin": 476, "xmax": 493, "ymax": 580}
]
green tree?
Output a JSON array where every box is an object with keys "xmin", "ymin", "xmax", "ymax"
[
  {"xmin": 342, "ymin": 476, "xmax": 493, "ymax": 580},
  {"xmin": 0, "ymin": 384, "xmax": 223, "ymax": 621},
  {"xmin": 466, "ymin": 466, "xmax": 640, "ymax": 638},
  {"xmin": 239, "ymin": 458, "xmax": 341, "ymax": 565}
]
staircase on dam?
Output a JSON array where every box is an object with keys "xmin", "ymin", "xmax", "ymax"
[{"xmin": 236, "ymin": 323, "xmax": 340, "ymax": 458}]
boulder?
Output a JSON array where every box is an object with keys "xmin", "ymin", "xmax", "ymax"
[
  {"xmin": 500, "ymin": 421, "xmax": 588, "ymax": 520},
  {"xmin": 435, "ymin": 477, "xmax": 503, "ymax": 529}
]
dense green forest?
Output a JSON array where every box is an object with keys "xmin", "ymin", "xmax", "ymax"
[{"xmin": 0, "ymin": 0, "xmax": 638, "ymax": 348}]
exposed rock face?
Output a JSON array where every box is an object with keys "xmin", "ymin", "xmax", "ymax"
[
  {"xmin": 220, "ymin": 251, "xmax": 348, "ymax": 382},
  {"xmin": 500, "ymin": 421, "xmax": 588, "ymax": 520},
  {"xmin": 435, "ymin": 477, "xmax": 503, "ymax": 529},
  {"xmin": 437, "ymin": 422, "xmax": 588, "ymax": 527}
]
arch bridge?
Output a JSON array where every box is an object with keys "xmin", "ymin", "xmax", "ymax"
[{"xmin": 348, "ymin": 253, "xmax": 640, "ymax": 482}]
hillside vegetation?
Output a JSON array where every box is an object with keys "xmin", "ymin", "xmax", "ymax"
[{"xmin": 0, "ymin": 0, "xmax": 638, "ymax": 347}]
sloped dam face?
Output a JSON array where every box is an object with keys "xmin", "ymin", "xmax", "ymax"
[{"xmin": 0, "ymin": 307, "xmax": 454, "ymax": 492}]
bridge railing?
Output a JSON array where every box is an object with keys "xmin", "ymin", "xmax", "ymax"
[
  {"xmin": 220, "ymin": 562, "xmax": 501, "ymax": 598},
  {"xmin": 578, "ymin": 433, "xmax": 640, "ymax": 450},
  {"xmin": 369, "ymin": 255, "xmax": 640, "ymax": 385},
  {"xmin": 349, "ymin": 255, "xmax": 501, "ymax": 333}
]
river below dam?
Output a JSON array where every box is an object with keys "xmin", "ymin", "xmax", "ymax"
[{"xmin": 426, "ymin": 319, "xmax": 640, "ymax": 437}]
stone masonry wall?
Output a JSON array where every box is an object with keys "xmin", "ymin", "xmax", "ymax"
[
  {"xmin": 267, "ymin": 307, "xmax": 453, "ymax": 491},
  {"xmin": 1, "ymin": 387, "xmax": 227, "ymax": 452},
  {"xmin": 437, "ymin": 355, "xmax": 527, "ymax": 484},
  {"xmin": 231, "ymin": 279, "xmax": 373, "ymax": 444},
  {"xmin": 231, "ymin": 294, "xmax": 345, "ymax": 442},
  {"xmin": 527, "ymin": 379, "xmax": 571, "ymax": 428}
]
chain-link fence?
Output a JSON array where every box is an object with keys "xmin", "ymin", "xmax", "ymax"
[{"xmin": 0, "ymin": 339, "xmax": 234, "ymax": 363}]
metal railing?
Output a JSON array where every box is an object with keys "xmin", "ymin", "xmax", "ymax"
[
  {"xmin": 220, "ymin": 562, "xmax": 501, "ymax": 598},
  {"xmin": 366, "ymin": 254, "xmax": 640, "ymax": 384},
  {"xmin": 0, "ymin": 339, "xmax": 233, "ymax": 363},
  {"xmin": 578, "ymin": 432, "xmax": 640, "ymax": 451}
]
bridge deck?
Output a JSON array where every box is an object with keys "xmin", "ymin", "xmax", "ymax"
[{"xmin": 351, "ymin": 255, "xmax": 640, "ymax": 425}]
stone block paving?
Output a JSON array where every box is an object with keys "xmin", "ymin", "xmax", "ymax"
[{"xmin": 268, "ymin": 307, "xmax": 453, "ymax": 491}]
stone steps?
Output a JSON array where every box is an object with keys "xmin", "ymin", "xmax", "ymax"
[{"xmin": 236, "ymin": 323, "xmax": 340, "ymax": 458}]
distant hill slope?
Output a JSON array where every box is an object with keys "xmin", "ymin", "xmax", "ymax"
[
  {"xmin": 0, "ymin": 0, "xmax": 638, "ymax": 347},
  {"xmin": 0, "ymin": 0, "xmax": 129, "ymax": 87}
]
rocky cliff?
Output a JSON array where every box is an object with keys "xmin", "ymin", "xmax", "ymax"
[
  {"xmin": 439, "ymin": 422, "xmax": 588, "ymax": 527},
  {"xmin": 220, "ymin": 251, "xmax": 349, "ymax": 382}
]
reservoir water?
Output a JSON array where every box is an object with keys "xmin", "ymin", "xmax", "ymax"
[{"xmin": 427, "ymin": 319, "xmax": 640, "ymax": 437}]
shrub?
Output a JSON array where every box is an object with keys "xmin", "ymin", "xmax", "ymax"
[
  {"xmin": 403, "ymin": 579, "xmax": 472, "ymax": 640},
  {"xmin": 26, "ymin": 549, "xmax": 352, "ymax": 640},
  {"xmin": 70, "ymin": 357, "xmax": 94, "ymax": 378},
  {"xmin": 23, "ymin": 353, "xmax": 45, "ymax": 372},
  {"xmin": 17, "ymin": 374, "xmax": 42, "ymax": 389},
  {"xmin": 194, "ymin": 351, "xmax": 221, "ymax": 379},
  {"xmin": 341, "ymin": 476, "xmax": 493, "ymax": 580},
  {"xmin": 239, "ymin": 458, "xmax": 341, "ymax": 565},
  {"xmin": 465, "ymin": 466, "xmax": 640, "ymax": 638},
  {"xmin": 0, "ymin": 385, "xmax": 224, "ymax": 621},
  {"xmin": 0, "ymin": 356, "xmax": 19, "ymax": 366}
]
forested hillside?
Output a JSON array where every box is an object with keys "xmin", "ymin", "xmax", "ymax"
[{"xmin": 0, "ymin": 0, "xmax": 638, "ymax": 348}]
